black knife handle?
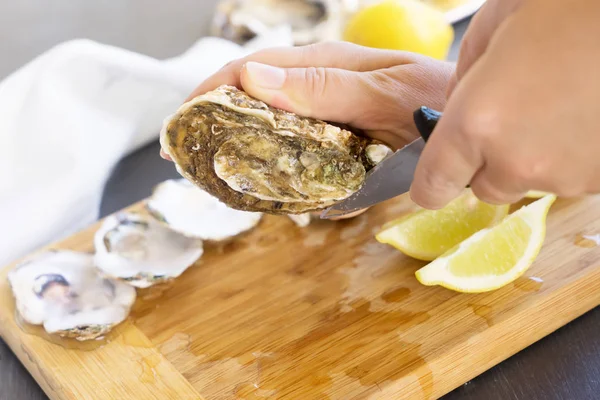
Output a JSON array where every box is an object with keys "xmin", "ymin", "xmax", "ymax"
[{"xmin": 413, "ymin": 106, "xmax": 441, "ymax": 142}]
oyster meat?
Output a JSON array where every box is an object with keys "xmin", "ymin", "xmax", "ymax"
[
  {"xmin": 211, "ymin": 0, "xmax": 359, "ymax": 45},
  {"xmin": 146, "ymin": 178, "xmax": 263, "ymax": 241},
  {"xmin": 7, "ymin": 250, "xmax": 136, "ymax": 341},
  {"xmin": 94, "ymin": 212, "xmax": 204, "ymax": 289},
  {"xmin": 160, "ymin": 85, "xmax": 391, "ymax": 214}
]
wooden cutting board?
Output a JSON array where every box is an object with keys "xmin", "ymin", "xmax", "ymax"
[{"xmin": 2, "ymin": 194, "xmax": 600, "ymax": 400}]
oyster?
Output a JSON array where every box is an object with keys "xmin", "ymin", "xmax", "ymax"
[
  {"xmin": 7, "ymin": 250, "xmax": 136, "ymax": 341},
  {"xmin": 94, "ymin": 212, "xmax": 204, "ymax": 289},
  {"xmin": 146, "ymin": 178, "xmax": 263, "ymax": 241},
  {"xmin": 211, "ymin": 0, "xmax": 359, "ymax": 45},
  {"xmin": 160, "ymin": 85, "xmax": 391, "ymax": 214}
]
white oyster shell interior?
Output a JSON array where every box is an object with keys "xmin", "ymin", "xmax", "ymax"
[
  {"xmin": 7, "ymin": 250, "xmax": 136, "ymax": 340},
  {"xmin": 287, "ymin": 213, "xmax": 313, "ymax": 227},
  {"xmin": 146, "ymin": 179, "xmax": 263, "ymax": 241},
  {"xmin": 94, "ymin": 212, "xmax": 204, "ymax": 289}
]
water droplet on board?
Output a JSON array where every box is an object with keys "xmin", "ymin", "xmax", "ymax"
[
  {"xmin": 513, "ymin": 276, "xmax": 544, "ymax": 293},
  {"xmin": 193, "ymin": 355, "xmax": 267, "ymax": 399},
  {"xmin": 469, "ymin": 304, "xmax": 494, "ymax": 327},
  {"xmin": 121, "ymin": 327, "xmax": 153, "ymax": 348},
  {"xmin": 339, "ymin": 241, "xmax": 402, "ymax": 312},
  {"xmin": 381, "ymin": 287, "xmax": 411, "ymax": 303},
  {"xmin": 158, "ymin": 332, "xmax": 198, "ymax": 371},
  {"xmin": 234, "ymin": 382, "xmax": 277, "ymax": 399},
  {"xmin": 574, "ymin": 233, "xmax": 600, "ymax": 248},
  {"xmin": 159, "ymin": 332, "xmax": 191, "ymax": 353},
  {"xmin": 138, "ymin": 354, "xmax": 161, "ymax": 383}
]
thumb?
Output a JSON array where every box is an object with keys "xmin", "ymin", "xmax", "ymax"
[{"xmin": 240, "ymin": 61, "xmax": 371, "ymax": 123}]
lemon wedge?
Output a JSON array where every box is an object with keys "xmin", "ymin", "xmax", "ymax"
[
  {"xmin": 375, "ymin": 190, "xmax": 509, "ymax": 261},
  {"xmin": 415, "ymin": 194, "xmax": 556, "ymax": 293},
  {"xmin": 343, "ymin": 0, "xmax": 454, "ymax": 60}
]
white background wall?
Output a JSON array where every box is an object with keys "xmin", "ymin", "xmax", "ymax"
[{"xmin": 0, "ymin": 0, "xmax": 220, "ymax": 79}]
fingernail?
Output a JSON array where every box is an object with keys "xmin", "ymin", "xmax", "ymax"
[{"xmin": 244, "ymin": 62, "xmax": 286, "ymax": 90}]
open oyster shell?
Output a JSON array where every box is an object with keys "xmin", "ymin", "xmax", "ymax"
[
  {"xmin": 94, "ymin": 212, "xmax": 204, "ymax": 289},
  {"xmin": 160, "ymin": 85, "xmax": 392, "ymax": 214},
  {"xmin": 146, "ymin": 178, "xmax": 263, "ymax": 241},
  {"xmin": 211, "ymin": 0, "xmax": 359, "ymax": 46},
  {"xmin": 7, "ymin": 250, "xmax": 136, "ymax": 341}
]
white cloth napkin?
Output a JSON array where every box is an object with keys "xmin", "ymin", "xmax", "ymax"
[{"xmin": 0, "ymin": 27, "xmax": 294, "ymax": 267}]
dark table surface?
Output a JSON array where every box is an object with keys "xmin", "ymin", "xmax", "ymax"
[{"xmin": 1, "ymin": 16, "xmax": 600, "ymax": 400}]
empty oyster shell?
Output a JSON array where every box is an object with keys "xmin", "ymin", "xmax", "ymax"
[
  {"xmin": 7, "ymin": 250, "xmax": 136, "ymax": 341},
  {"xmin": 211, "ymin": 0, "xmax": 358, "ymax": 45},
  {"xmin": 160, "ymin": 85, "xmax": 391, "ymax": 214},
  {"xmin": 146, "ymin": 178, "xmax": 263, "ymax": 241},
  {"xmin": 94, "ymin": 212, "xmax": 204, "ymax": 289}
]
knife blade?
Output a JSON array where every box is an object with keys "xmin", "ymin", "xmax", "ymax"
[{"xmin": 320, "ymin": 106, "xmax": 442, "ymax": 219}]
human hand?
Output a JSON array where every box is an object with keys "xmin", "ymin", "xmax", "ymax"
[
  {"xmin": 162, "ymin": 41, "xmax": 455, "ymax": 218},
  {"xmin": 410, "ymin": 0, "xmax": 600, "ymax": 209},
  {"xmin": 182, "ymin": 42, "xmax": 453, "ymax": 150}
]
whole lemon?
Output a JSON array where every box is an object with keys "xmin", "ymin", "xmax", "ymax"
[{"xmin": 343, "ymin": 0, "xmax": 455, "ymax": 60}]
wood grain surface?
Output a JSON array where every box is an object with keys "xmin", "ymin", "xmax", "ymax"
[{"xmin": 1, "ymin": 180, "xmax": 600, "ymax": 399}]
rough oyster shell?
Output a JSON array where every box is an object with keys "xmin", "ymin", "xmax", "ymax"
[
  {"xmin": 94, "ymin": 212, "xmax": 204, "ymax": 289},
  {"xmin": 7, "ymin": 250, "xmax": 136, "ymax": 341},
  {"xmin": 145, "ymin": 178, "xmax": 263, "ymax": 241},
  {"xmin": 211, "ymin": 0, "xmax": 359, "ymax": 46},
  {"xmin": 160, "ymin": 85, "xmax": 391, "ymax": 214}
]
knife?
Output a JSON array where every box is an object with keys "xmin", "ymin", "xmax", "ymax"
[{"xmin": 320, "ymin": 106, "xmax": 441, "ymax": 219}]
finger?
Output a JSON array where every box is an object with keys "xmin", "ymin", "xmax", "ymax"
[
  {"xmin": 469, "ymin": 166, "xmax": 528, "ymax": 205},
  {"xmin": 239, "ymin": 61, "xmax": 382, "ymax": 124},
  {"xmin": 240, "ymin": 61, "xmax": 452, "ymax": 150},
  {"xmin": 448, "ymin": 0, "xmax": 524, "ymax": 97},
  {"xmin": 467, "ymin": 137, "xmax": 531, "ymax": 204},
  {"xmin": 587, "ymin": 170, "xmax": 600, "ymax": 195},
  {"xmin": 187, "ymin": 41, "xmax": 421, "ymax": 101},
  {"xmin": 409, "ymin": 100, "xmax": 484, "ymax": 210}
]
